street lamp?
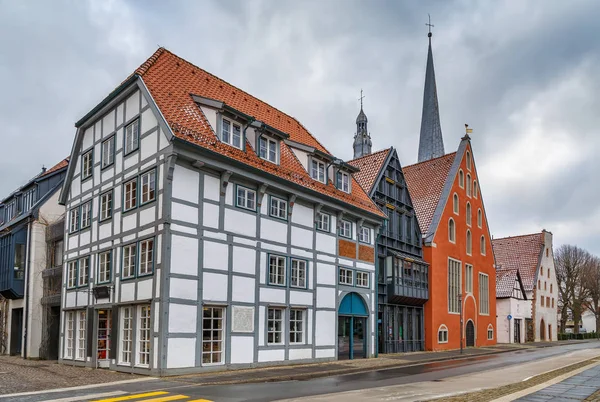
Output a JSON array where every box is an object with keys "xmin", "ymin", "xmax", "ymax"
[{"xmin": 458, "ymin": 293, "xmax": 463, "ymax": 354}]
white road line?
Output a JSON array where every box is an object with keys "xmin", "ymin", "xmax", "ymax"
[
  {"xmin": 0, "ymin": 377, "xmax": 155, "ymax": 398},
  {"xmin": 40, "ymin": 391, "xmax": 126, "ymax": 402}
]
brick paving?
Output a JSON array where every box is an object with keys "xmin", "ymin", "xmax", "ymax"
[
  {"xmin": 516, "ymin": 365, "xmax": 600, "ymax": 401},
  {"xmin": 0, "ymin": 356, "xmax": 141, "ymax": 395},
  {"xmin": 433, "ymin": 358, "xmax": 600, "ymax": 402}
]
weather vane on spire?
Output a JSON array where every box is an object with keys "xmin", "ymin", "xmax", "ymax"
[
  {"xmin": 426, "ymin": 14, "xmax": 434, "ymax": 37},
  {"xmin": 359, "ymin": 89, "xmax": 365, "ymax": 109}
]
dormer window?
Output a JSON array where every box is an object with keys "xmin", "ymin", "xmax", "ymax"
[
  {"xmin": 5, "ymin": 200, "xmax": 15, "ymax": 221},
  {"xmin": 311, "ymin": 160, "xmax": 326, "ymax": 183},
  {"xmin": 259, "ymin": 136, "xmax": 278, "ymax": 163},
  {"xmin": 221, "ymin": 118, "xmax": 242, "ymax": 149},
  {"xmin": 23, "ymin": 188, "xmax": 36, "ymax": 212},
  {"xmin": 337, "ymin": 171, "xmax": 350, "ymax": 193}
]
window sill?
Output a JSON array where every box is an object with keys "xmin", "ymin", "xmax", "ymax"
[
  {"xmin": 316, "ymin": 228, "xmax": 331, "ymax": 234},
  {"xmin": 81, "ymin": 176, "xmax": 93, "ymax": 183},
  {"xmin": 139, "ymin": 199, "xmax": 156, "ymax": 208},
  {"xmin": 267, "ymin": 282, "xmax": 287, "ymax": 288},
  {"xmin": 99, "ymin": 217, "xmax": 112, "ymax": 224},
  {"xmin": 101, "ymin": 162, "xmax": 114, "ymax": 171},
  {"xmin": 235, "ymin": 205, "xmax": 257, "ymax": 212},
  {"xmin": 268, "ymin": 214, "xmax": 288, "ymax": 221},
  {"xmin": 123, "ymin": 148, "xmax": 139, "ymax": 158}
]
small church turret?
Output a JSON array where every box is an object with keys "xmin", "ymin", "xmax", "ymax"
[{"xmin": 353, "ymin": 90, "xmax": 372, "ymax": 158}]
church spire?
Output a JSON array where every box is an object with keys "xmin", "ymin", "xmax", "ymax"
[
  {"xmin": 353, "ymin": 89, "xmax": 372, "ymax": 158},
  {"xmin": 417, "ymin": 16, "xmax": 445, "ymax": 162}
]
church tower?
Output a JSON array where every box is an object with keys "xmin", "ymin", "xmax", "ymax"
[
  {"xmin": 417, "ymin": 25, "xmax": 445, "ymax": 162},
  {"xmin": 353, "ymin": 91, "xmax": 372, "ymax": 158}
]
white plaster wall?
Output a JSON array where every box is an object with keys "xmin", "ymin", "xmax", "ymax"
[
  {"xmin": 137, "ymin": 279, "xmax": 153, "ymax": 300},
  {"xmin": 258, "ymin": 349, "xmax": 285, "ymax": 362},
  {"xmin": 316, "ymin": 348, "xmax": 335, "ymax": 358},
  {"xmin": 230, "ymin": 336, "xmax": 254, "ymax": 364},
  {"xmin": 167, "ymin": 338, "xmax": 196, "ymax": 368},
  {"xmin": 535, "ymin": 231, "xmax": 558, "ymax": 341},
  {"xmin": 203, "ymin": 241, "xmax": 228, "ymax": 271},
  {"xmin": 121, "ymin": 282, "xmax": 135, "ymax": 302},
  {"xmin": 224, "ymin": 209, "xmax": 256, "ymax": 237},
  {"xmin": 260, "ymin": 219, "xmax": 287, "ymax": 244},
  {"xmin": 171, "ymin": 235, "xmax": 198, "ymax": 275},
  {"xmin": 203, "ymin": 272, "xmax": 228, "ymax": 302},
  {"xmin": 289, "ymin": 147, "xmax": 309, "ymax": 171},
  {"xmin": 315, "ymin": 311, "xmax": 336, "ymax": 346},
  {"xmin": 289, "ymin": 348, "xmax": 312, "ymax": 360},
  {"xmin": 315, "ymin": 232, "xmax": 336, "ymax": 254},
  {"xmin": 316, "ymin": 263, "xmax": 336, "ymax": 285},
  {"xmin": 204, "ymin": 175, "xmax": 220, "ymax": 202},
  {"xmin": 316, "ymin": 287, "xmax": 336, "ymax": 309},
  {"xmin": 259, "ymin": 287, "xmax": 286, "ymax": 304},
  {"xmin": 291, "ymin": 226, "xmax": 313, "ymax": 250},
  {"xmin": 169, "ymin": 278, "xmax": 198, "ymax": 300},
  {"xmin": 203, "ymin": 203, "xmax": 219, "ymax": 229},
  {"xmin": 232, "ymin": 246, "xmax": 256, "ymax": 275},
  {"xmin": 289, "ymin": 291, "xmax": 313, "ymax": 306},
  {"xmin": 173, "ymin": 164, "xmax": 200, "ymax": 204},
  {"xmin": 232, "ymin": 276, "xmax": 255, "ymax": 303},
  {"xmin": 172, "ymin": 202, "xmax": 198, "ymax": 225},
  {"xmin": 125, "ymin": 90, "xmax": 140, "ymax": 122},
  {"xmin": 291, "ymin": 203, "xmax": 313, "ymax": 228},
  {"xmin": 168, "ymin": 304, "xmax": 197, "ymax": 333}
]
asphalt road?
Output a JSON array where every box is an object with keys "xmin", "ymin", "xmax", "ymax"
[{"xmin": 5, "ymin": 342, "xmax": 600, "ymax": 402}]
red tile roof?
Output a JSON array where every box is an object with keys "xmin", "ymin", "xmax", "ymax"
[
  {"xmin": 41, "ymin": 157, "xmax": 69, "ymax": 177},
  {"xmin": 496, "ymin": 267, "xmax": 518, "ymax": 298},
  {"xmin": 347, "ymin": 148, "xmax": 391, "ymax": 193},
  {"xmin": 135, "ymin": 48, "xmax": 384, "ymax": 217},
  {"xmin": 403, "ymin": 153, "xmax": 456, "ymax": 234},
  {"xmin": 492, "ymin": 233, "xmax": 544, "ymax": 291}
]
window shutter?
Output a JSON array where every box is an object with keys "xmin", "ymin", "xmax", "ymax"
[
  {"xmin": 109, "ymin": 308, "xmax": 118, "ymax": 360},
  {"xmin": 86, "ymin": 307, "xmax": 94, "ymax": 358}
]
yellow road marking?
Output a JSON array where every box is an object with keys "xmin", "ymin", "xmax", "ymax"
[
  {"xmin": 91, "ymin": 392, "xmax": 169, "ymax": 402},
  {"xmin": 137, "ymin": 396, "xmax": 189, "ymax": 402}
]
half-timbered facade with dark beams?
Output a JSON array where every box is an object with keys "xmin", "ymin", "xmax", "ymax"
[{"xmin": 350, "ymin": 147, "xmax": 428, "ymax": 353}]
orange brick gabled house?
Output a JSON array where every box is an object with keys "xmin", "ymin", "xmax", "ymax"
[{"xmin": 403, "ymin": 136, "xmax": 497, "ymax": 350}]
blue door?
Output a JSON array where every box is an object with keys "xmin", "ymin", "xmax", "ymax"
[{"xmin": 338, "ymin": 293, "xmax": 368, "ymax": 360}]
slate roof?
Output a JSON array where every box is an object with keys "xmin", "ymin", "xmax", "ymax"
[
  {"xmin": 402, "ymin": 152, "xmax": 456, "ymax": 234},
  {"xmin": 133, "ymin": 48, "xmax": 384, "ymax": 217},
  {"xmin": 347, "ymin": 148, "xmax": 391, "ymax": 194},
  {"xmin": 492, "ymin": 233, "xmax": 544, "ymax": 291},
  {"xmin": 496, "ymin": 267, "xmax": 519, "ymax": 298}
]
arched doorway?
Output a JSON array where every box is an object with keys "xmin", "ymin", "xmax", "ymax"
[
  {"xmin": 540, "ymin": 318, "xmax": 546, "ymax": 340},
  {"xmin": 338, "ymin": 293, "xmax": 368, "ymax": 360},
  {"xmin": 466, "ymin": 320, "xmax": 475, "ymax": 347}
]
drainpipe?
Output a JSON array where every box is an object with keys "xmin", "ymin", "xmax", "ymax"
[
  {"xmin": 23, "ymin": 217, "xmax": 33, "ymax": 359},
  {"xmin": 374, "ymin": 226, "xmax": 381, "ymax": 358}
]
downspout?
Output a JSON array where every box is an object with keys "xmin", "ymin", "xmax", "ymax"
[
  {"xmin": 375, "ymin": 226, "xmax": 382, "ymax": 358},
  {"xmin": 23, "ymin": 217, "xmax": 33, "ymax": 359}
]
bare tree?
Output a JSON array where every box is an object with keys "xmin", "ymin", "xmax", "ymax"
[
  {"xmin": 555, "ymin": 244, "xmax": 592, "ymax": 334},
  {"xmin": 582, "ymin": 256, "xmax": 600, "ymax": 335}
]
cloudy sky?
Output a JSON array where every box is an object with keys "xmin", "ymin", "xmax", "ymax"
[{"xmin": 1, "ymin": 0, "xmax": 599, "ymax": 255}]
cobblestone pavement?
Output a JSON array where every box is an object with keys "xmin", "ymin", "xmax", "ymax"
[
  {"xmin": 0, "ymin": 356, "xmax": 141, "ymax": 395},
  {"xmin": 433, "ymin": 358, "xmax": 600, "ymax": 402}
]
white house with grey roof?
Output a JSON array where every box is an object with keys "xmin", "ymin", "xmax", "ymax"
[{"xmin": 57, "ymin": 48, "xmax": 385, "ymax": 375}]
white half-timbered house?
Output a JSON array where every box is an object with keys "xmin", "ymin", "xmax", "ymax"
[{"xmin": 58, "ymin": 48, "xmax": 385, "ymax": 375}]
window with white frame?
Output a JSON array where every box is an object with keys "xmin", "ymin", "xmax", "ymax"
[
  {"xmin": 339, "ymin": 267, "xmax": 353, "ymax": 286},
  {"xmin": 465, "ymin": 264, "xmax": 473, "ymax": 293},
  {"xmin": 487, "ymin": 324, "xmax": 494, "ymax": 340},
  {"xmin": 459, "ymin": 169, "xmax": 464, "ymax": 188},
  {"xmin": 466, "ymin": 230, "xmax": 472, "ymax": 255},
  {"xmin": 122, "ymin": 244, "xmax": 136, "ymax": 279},
  {"xmin": 453, "ymin": 193, "xmax": 459, "ymax": 214},
  {"xmin": 448, "ymin": 259, "xmax": 461, "ymax": 313},
  {"xmin": 480, "ymin": 235, "xmax": 486, "ymax": 255},
  {"xmin": 289, "ymin": 309, "xmax": 304, "ymax": 343},
  {"xmin": 267, "ymin": 308, "xmax": 283, "ymax": 344},
  {"xmin": 466, "ymin": 151, "xmax": 471, "ymax": 170},
  {"xmin": 268, "ymin": 255, "xmax": 286, "ymax": 285},
  {"xmin": 259, "ymin": 136, "xmax": 278, "ymax": 163},
  {"xmin": 311, "ymin": 159, "xmax": 326, "ymax": 183},
  {"xmin": 221, "ymin": 118, "xmax": 242, "ymax": 149},
  {"xmin": 290, "ymin": 259, "xmax": 306, "ymax": 288},
  {"xmin": 78, "ymin": 257, "xmax": 89, "ymax": 287},
  {"xmin": 98, "ymin": 251, "xmax": 111, "ymax": 283},
  {"xmin": 315, "ymin": 212, "xmax": 330, "ymax": 232},
  {"xmin": 102, "ymin": 136, "xmax": 115, "ymax": 168},
  {"xmin": 100, "ymin": 191, "xmax": 112, "ymax": 221},
  {"xmin": 466, "ymin": 174, "xmax": 472, "ymax": 197},
  {"xmin": 479, "ymin": 273, "xmax": 490, "ymax": 315},
  {"xmin": 356, "ymin": 271, "xmax": 369, "ymax": 288},
  {"xmin": 202, "ymin": 306, "xmax": 225, "ymax": 364},
  {"xmin": 339, "ymin": 220, "xmax": 352, "ymax": 238},
  {"xmin": 438, "ymin": 325, "xmax": 448, "ymax": 343},
  {"xmin": 236, "ymin": 186, "xmax": 256, "ymax": 211},
  {"xmin": 66, "ymin": 311, "xmax": 74, "ymax": 358},
  {"xmin": 448, "ymin": 218, "xmax": 456, "ymax": 243},
  {"xmin": 337, "ymin": 171, "xmax": 350, "ymax": 193},
  {"xmin": 466, "ymin": 202, "xmax": 472, "ymax": 226},
  {"xmin": 69, "ymin": 208, "xmax": 79, "ymax": 232},
  {"xmin": 137, "ymin": 305, "xmax": 151, "ymax": 366},
  {"xmin": 269, "ymin": 196, "xmax": 287, "ymax": 219},
  {"xmin": 124, "ymin": 179, "xmax": 137, "ymax": 211},
  {"xmin": 82, "ymin": 150, "xmax": 93, "ymax": 180},
  {"xmin": 139, "ymin": 238, "xmax": 154, "ymax": 275},
  {"xmin": 120, "ymin": 306, "xmax": 133, "ymax": 364},
  {"xmin": 76, "ymin": 310, "xmax": 86, "ymax": 360},
  {"xmin": 22, "ymin": 188, "xmax": 36, "ymax": 212},
  {"xmin": 473, "ymin": 180, "xmax": 478, "ymax": 198},
  {"xmin": 359, "ymin": 227, "xmax": 370, "ymax": 244},
  {"xmin": 67, "ymin": 260, "xmax": 77, "ymax": 288},
  {"xmin": 141, "ymin": 170, "xmax": 156, "ymax": 204},
  {"xmin": 124, "ymin": 119, "xmax": 140, "ymax": 154},
  {"xmin": 80, "ymin": 201, "xmax": 92, "ymax": 229},
  {"xmin": 477, "ymin": 208, "xmax": 482, "ymax": 228}
]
